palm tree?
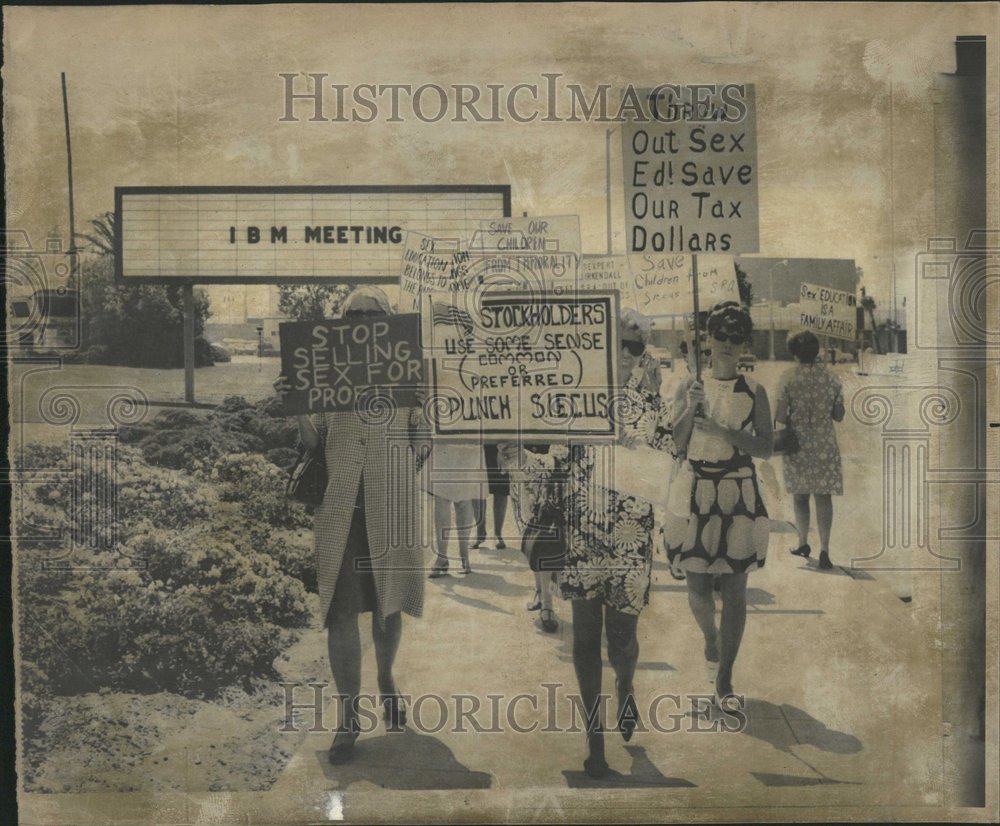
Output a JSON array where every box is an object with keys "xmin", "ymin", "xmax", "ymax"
[
  {"xmin": 75, "ymin": 212, "xmax": 116, "ymax": 256},
  {"xmin": 860, "ymin": 295, "xmax": 880, "ymax": 354}
]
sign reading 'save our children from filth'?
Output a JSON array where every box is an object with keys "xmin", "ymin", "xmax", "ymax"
[
  {"xmin": 621, "ymin": 85, "xmax": 759, "ymax": 255},
  {"xmin": 798, "ymin": 282, "xmax": 857, "ymax": 340},
  {"xmin": 423, "ymin": 291, "xmax": 619, "ymax": 440},
  {"xmin": 470, "ymin": 216, "xmax": 581, "ymax": 286},
  {"xmin": 278, "ymin": 314, "xmax": 423, "ymax": 415}
]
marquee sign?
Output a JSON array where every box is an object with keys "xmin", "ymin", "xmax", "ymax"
[{"xmin": 115, "ymin": 185, "xmax": 510, "ymax": 284}]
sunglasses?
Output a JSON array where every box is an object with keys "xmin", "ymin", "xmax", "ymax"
[
  {"xmin": 621, "ymin": 339, "xmax": 645, "ymax": 357},
  {"xmin": 345, "ymin": 308, "xmax": 383, "ymax": 318},
  {"xmin": 712, "ymin": 330, "xmax": 746, "ymax": 346}
]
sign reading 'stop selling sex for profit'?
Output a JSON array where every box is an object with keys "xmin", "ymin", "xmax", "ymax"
[
  {"xmin": 621, "ymin": 85, "xmax": 759, "ymax": 255},
  {"xmin": 278, "ymin": 314, "xmax": 424, "ymax": 415},
  {"xmin": 424, "ymin": 291, "xmax": 619, "ymax": 440}
]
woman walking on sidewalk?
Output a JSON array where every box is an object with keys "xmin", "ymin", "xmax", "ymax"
[
  {"xmin": 503, "ymin": 311, "xmax": 673, "ymax": 778},
  {"xmin": 667, "ymin": 302, "xmax": 773, "ymax": 709},
  {"xmin": 774, "ymin": 330, "xmax": 845, "ymax": 570},
  {"xmin": 273, "ymin": 286, "xmax": 427, "ymax": 765}
]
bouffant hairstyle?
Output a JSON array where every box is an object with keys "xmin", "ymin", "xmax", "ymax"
[
  {"xmin": 706, "ymin": 301, "xmax": 753, "ymax": 339},
  {"xmin": 788, "ymin": 329, "xmax": 820, "ymax": 363}
]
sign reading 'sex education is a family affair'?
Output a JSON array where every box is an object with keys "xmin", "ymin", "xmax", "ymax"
[
  {"xmin": 425, "ymin": 291, "xmax": 619, "ymax": 440},
  {"xmin": 278, "ymin": 314, "xmax": 423, "ymax": 415},
  {"xmin": 622, "ymin": 85, "xmax": 759, "ymax": 255}
]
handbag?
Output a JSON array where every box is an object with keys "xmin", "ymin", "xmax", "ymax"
[
  {"xmin": 522, "ymin": 503, "xmax": 568, "ymax": 573},
  {"xmin": 773, "ymin": 425, "xmax": 800, "ymax": 455},
  {"xmin": 286, "ymin": 442, "xmax": 328, "ymax": 507}
]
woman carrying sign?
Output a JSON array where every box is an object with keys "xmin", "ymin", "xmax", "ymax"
[
  {"xmin": 667, "ymin": 301, "xmax": 773, "ymax": 711},
  {"xmin": 273, "ymin": 285, "xmax": 428, "ymax": 765},
  {"xmin": 502, "ymin": 310, "xmax": 673, "ymax": 778}
]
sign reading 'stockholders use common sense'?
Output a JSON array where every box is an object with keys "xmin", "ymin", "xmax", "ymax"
[{"xmin": 425, "ymin": 291, "xmax": 619, "ymax": 440}]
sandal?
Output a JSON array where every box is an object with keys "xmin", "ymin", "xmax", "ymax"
[
  {"xmin": 539, "ymin": 608, "xmax": 559, "ymax": 633},
  {"xmin": 382, "ymin": 694, "xmax": 407, "ymax": 730},
  {"xmin": 583, "ymin": 731, "xmax": 608, "ymax": 779},
  {"xmin": 615, "ymin": 677, "xmax": 640, "ymax": 742},
  {"xmin": 526, "ymin": 590, "xmax": 542, "ymax": 611},
  {"xmin": 429, "ymin": 556, "xmax": 449, "ymax": 579},
  {"xmin": 328, "ymin": 726, "xmax": 360, "ymax": 765}
]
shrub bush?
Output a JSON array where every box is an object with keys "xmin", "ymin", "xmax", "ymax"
[
  {"xmin": 212, "ymin": 453, "xmax": 310, "ymax": 529},
  {"xmin": 138, "ymin": 426, "xmax": 263, "ymax": 471}
]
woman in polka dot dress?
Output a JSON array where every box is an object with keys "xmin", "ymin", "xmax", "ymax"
[{"xmin": 667, "ymin": 302, "xmax": 773, "ymax": 710}]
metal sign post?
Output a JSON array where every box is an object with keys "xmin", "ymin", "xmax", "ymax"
[{"xmin": 183, "ymin": 284, "xmax": 195, "ymax": 403}]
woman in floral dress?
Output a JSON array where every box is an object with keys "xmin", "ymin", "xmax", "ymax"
[
  {"xmin": 774, "ymin": 330, "xmax": 845, "ymax": 570},
  {"xmin": 502, "ymin": 311, "xmax": 672, "ymax": 778}
]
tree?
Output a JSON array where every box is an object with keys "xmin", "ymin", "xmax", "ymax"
[
  {"xmin": 860, "ymin": 295, "xmax": 881, "ymax": 355},
  {"xmin": 75, "ymin": 212, "xmax": 116, "ymax": 257},
  {"xmin": 277, "ymin": 284, "xmax": 351, "ymax": 321},
  {"xmin": 734, "ymin": 261, "xmax": 754, "ymax": 308},
  {"xmin": 77, "ymin": 254, "xmax": 213, "ymax": 367}
]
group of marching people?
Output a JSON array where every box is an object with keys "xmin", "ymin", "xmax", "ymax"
[{"xmin": 274, "ymin": 285, "xmax": 845, "ymax": 777}]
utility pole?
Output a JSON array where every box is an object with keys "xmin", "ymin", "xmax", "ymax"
[
  {"xmin": 61, "ymin": 73, "xmax": 78, "ymax": 282},
  {"xmin": 605, "ymin": 128, "xmax": 614, "ymax": 255}
]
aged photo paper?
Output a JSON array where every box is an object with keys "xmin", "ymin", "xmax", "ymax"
[{"xmin": 3, "ymin": 3, "xmax": 998, "ymax": 823}]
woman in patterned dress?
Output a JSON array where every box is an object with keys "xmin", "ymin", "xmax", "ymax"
[
  {"xmin": 274, "ymin": 286, "xmax": 428, "ymax": 765},
  {"xmin": 668, "ymin": 302, "xmax": 773, "ymax": 709},
  {"xmin": 775, "ymin": 330, "xmax": 845, "ymax": 570},
  {"xmin": 502, "ymin": 311, "xmax": 673, "ymax": 778}
]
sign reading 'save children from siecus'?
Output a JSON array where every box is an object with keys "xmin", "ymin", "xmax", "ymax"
[
  {"xmin": 278, "ymin": 315, "xmax": 424, "ymax": 415},
  {"xmin": 424, "ymin": 291, "xmax": 619, "ymax": 440},
  {"xmin": 628, "ymin": 253, "xmax": 740, "ymax": 316}
]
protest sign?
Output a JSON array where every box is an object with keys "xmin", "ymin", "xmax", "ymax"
[
  {"xmin": 424, "ymin": 290, "xmax": 618, "ymax": 439},
  {"xmin": 398, "ymin": 232, "xmax": 474, "ymax": 312},
  {"xmin": 798, "ymin": 281, "xmax": 857, "ymax": 340},
  {"xmin": 278, "ymin": 314, "xmax": 423, "ymax": 414},
  {"xmin": 469, "ymin": 215, "xmax": 581, "ymax": 289},
  {"xmin": 545, "ymin": 255, "xmax": 637, "ymax": 306},
  {"xmin": 628, "ymin": 253, "xmax": 739, "ymax": 316},
  {"xmin": 622, "ymin": 85, "xmax": 759, "ymax": 255}
]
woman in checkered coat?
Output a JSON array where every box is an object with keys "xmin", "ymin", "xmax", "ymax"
[{"xmin": 274, "ymin": 286, "xmax": 429, "ymax": 765}]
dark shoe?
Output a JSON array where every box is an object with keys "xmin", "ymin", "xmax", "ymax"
[
  {"xmin": 616, "ymin": 678, "xmax": 640, "ymax": 742},
  {"xmin": 382, "ymin": 694, "xmax": 407, "ymax": 730},
  {"xmin": 459, "ymin": 552, "xmax": 472, "ymax": 575},
  {"xmin": 715, "ymin": 675, "xmax": 740, "ymax": 714},
  {"xmin": 328, "ymin": 727, "xmax": 360, "ymax": 765},
  {"xmin": 495, "ymin": 538, "xmax": 507, "ymax": 551},
  {"xmin": 429, "ymin": 556, "xmax": 449, "ymax": 579},
  {"xmin": 818, "ymin": 550, "xmax": 833, "ymax": 570},
  {"xmin": 526, "ymin": 590, "xmax": 542, "ymax": 611},
  {"xmin": 583, "ymin": 732, "xmax": 608, "ymax": 779},
  {"xmin": 539, "ymin": 608, "xmax": 559, "ymax": 633},
  {"xmin": 790, "ymin": 543, "xmax": 811, "ymax": 558}
]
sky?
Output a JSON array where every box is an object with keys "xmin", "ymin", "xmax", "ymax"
[{"xmin": 3, "ymin": 3, "xmax": 997, "ymax": 318}]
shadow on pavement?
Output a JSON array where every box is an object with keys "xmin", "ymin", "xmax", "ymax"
[
  {"xmin": 563, "ymin": 745, "xmax": 696, "ymax": 788},
  {"xmin": 315, "ymin": 729, "xmax": 492, "ymax": 790},
  {"xmin": 687, "ymin": 698, "xmax": 863, "ymax": 786}
]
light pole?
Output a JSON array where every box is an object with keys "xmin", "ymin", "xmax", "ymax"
[
  {"xmin": 256, "ymin": 325, "xmax": 264, "ymax": 372},
  {"xmin": 605, "ymin": 127, "xmax": 618, "ymax": 256}
]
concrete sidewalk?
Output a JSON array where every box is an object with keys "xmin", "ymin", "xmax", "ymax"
[{"xmin": 271, "ymin": 510, "xmax": 943, "ymax": 822}]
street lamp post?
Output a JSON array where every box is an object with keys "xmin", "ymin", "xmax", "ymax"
[{"xmin": 256, "ymin": 325, "xmax": 264, "ymax": 372}]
